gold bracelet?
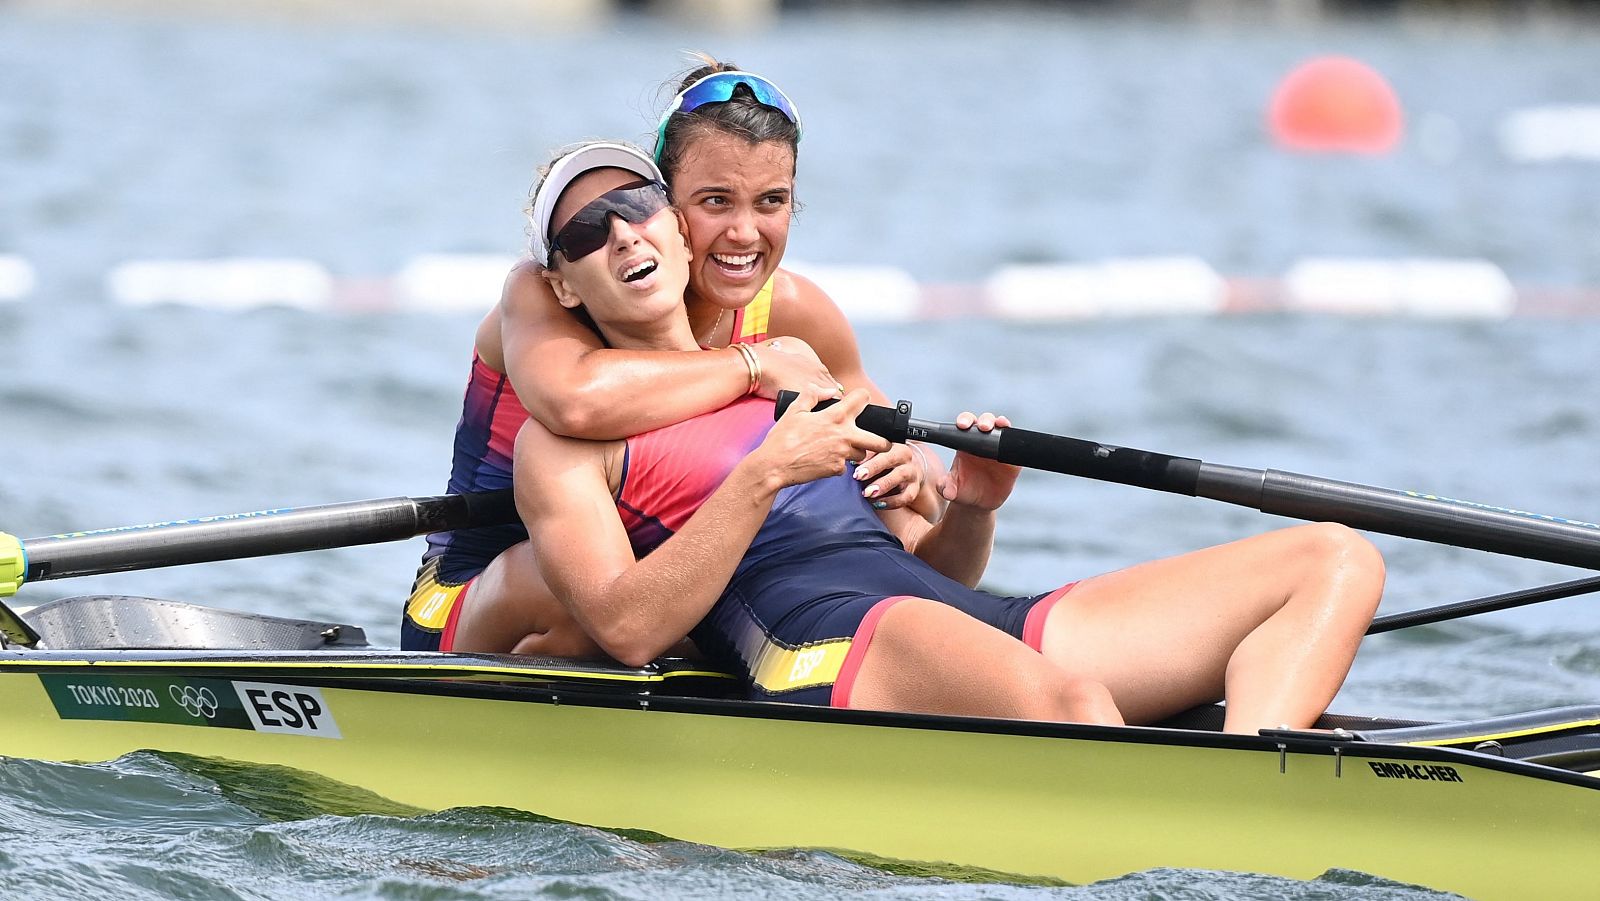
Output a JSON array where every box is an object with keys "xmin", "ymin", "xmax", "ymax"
[
  {"xmin": 746, "ymin": 343, "xmax": 762, "ymax": 394},
  {"xmin": 729, "ymin": 344, "xmax": 750, "ymax": 393},
  {"xmin": 732, "ymin": 342, "xmax": 761, "ymax": 395}
]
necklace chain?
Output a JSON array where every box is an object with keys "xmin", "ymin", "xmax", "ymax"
[{"xmin": 698, "ymin": 307, "xmax": 728, "ymax": 347}]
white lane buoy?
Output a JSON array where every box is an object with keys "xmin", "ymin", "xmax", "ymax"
[
  {"xmin": 1500, "ymin": 105, "xmax": 1600, "ymax": 163},
  {"xmin": 0, "ymin": 255, "xmax": 37, "ymax": 302},
  {"xmin": 392, "ymin": 254, "xmax": 520, "ymax": 313},
  {"xmin": 985, "ymin": 256, "xmax": 1227, "ymax": 319},
  {"xmin": 782, "ymin": 261, "xmax": 922, "ymax": 322},
  {"xmin": 1283, "ymin": 258, "xmax": 1517, "ymax": 319},
  {"xmin": 106, "ymin": 258, "xmax": 335, "ymax": 310}
]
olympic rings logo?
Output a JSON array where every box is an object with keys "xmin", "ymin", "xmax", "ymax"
[{"xmin": 168, "ymin": 684, "xmax": 219, "ymax": 719}]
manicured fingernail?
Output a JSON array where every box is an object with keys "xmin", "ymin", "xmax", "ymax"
[
  {"xmin": 872, "ymin": 500, "xmax": 888, "ymax": 509},
  {"xmin": 864, "ymin": 485, "xmax": 882, "ymax": 498}
]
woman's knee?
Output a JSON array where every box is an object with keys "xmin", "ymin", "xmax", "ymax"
[
  {"xmin": 1292, "ymin": 523, "xmax": 1386, "ymax": 619},
  {"xmin": 1040, "ymin": 672, "xmax": 1122, "ymax": 725},
  {"xmin": 1295, "ymin": 523, "xmax": 1385, "ymax": 580},
  {"xmin": 454, "ymin": 545, "xmax": 585, "ymax": 653},
  {"xmin": 511, "ymin": 625, "xmax": 603, "ymax": 657}
]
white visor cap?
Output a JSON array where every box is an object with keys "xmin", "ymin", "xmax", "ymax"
[{"xmin": 529, "ymin": 141, "xmax": 665, "ymax": 267}]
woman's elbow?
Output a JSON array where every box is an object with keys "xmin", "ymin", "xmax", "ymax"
[
  {"xmin": 587, "ymin": 621, "xmax": 667, "ymax": 668},
  {"xmin": 601, "ymin": 637, "xmax": 663, "ymax": 669},
  {"xmin": 610, "ymin": 646, "xmax": 660, "ymax": 669},
  {"xmin": 534, "ymin": 401, "xmax": 597, "ymax": 438},
  {"xmin": 528, "ymin": 379, "xmax": 628, "ymax": 439}
]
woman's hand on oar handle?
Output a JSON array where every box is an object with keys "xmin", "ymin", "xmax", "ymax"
[
  {"xmin": 940, "ymin": 412, "xmax": 1022, "ymax": 512},
  {"xmin": 852, "ymin": 443, "xmax": 930, "ymax": 511},
  {"xmin": 745, "ymin": 337, "xmax": 844, "ymax": 401},
  {"xmin": 751, "ymin": 387, "xmax": 891, "ymax": 490},
  {"xmin": 768, "ymin": 387, "xmax": 926, "ymax": 510}
]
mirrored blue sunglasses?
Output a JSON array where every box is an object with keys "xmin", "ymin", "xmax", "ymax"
[{"xmin": 653, "ymin": 71, "xmax": 803, "ymax": 162}]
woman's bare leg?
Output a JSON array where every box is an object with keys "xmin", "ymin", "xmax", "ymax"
[
  {"xmin": 1039, "ymin": 523, "xmax": 1383, "ymax": 734},
  {"xmin": 449, "ymin": 541, "xmax": 603, "ymax": 656},
  {"xmin": 849, "ymin": 598, "xmax": 1123, "ymax": 724}
]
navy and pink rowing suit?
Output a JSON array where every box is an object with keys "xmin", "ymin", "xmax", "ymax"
[
  {"xmin": 613, "ymin": 394, "xmax": 1077, "ymax": 706},
  {"xmin": 401, "ymin": 283, "xmax": 777, "ymax": 651},
  {"xmin": 403, "ymin": 280, "xmax": 1075, "ymax": 706}
]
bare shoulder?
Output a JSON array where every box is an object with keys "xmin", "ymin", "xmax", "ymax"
[
  {"xmin": 770, "ymin": 268, "xmax": 852, "ymax": 339},
  {"xmin": 499, "ymin": 258, "xmax": 605, "ymax": 356},
  {"xmin": 770, "ymin": 268, "xmax": 880, "ymax": 395},
  {"xmin": 473, "ymin": 261, "xmax": 544, "ymax": 370},
  {"xmin": 502, "ymin": 259, "xmax": 556, "ymax": 311}
]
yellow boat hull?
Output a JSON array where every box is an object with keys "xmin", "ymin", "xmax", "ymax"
[{"xmin": 1, "ymin": 650, "xmax": 1595, "ymax": 899}]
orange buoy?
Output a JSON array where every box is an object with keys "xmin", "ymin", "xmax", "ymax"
[{"xmin": 1269, "ymin": 56, "xmax": 1403, "ymax": 154}]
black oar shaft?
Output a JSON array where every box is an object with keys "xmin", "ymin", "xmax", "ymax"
[
  {"xmin": 913, "ymin": 416, "xmax": 1600, "ymax": 567},
  {"xmin": 1192, "ymin": 465, "xmax": 1600, "ymax": 570},
  {"xmin": 20, "ymin": 490, "xmax": 517, "ymax": 584},
  {"xmin": 777, "ymin": 392, "xmax": 1600, "ymax": 571}
]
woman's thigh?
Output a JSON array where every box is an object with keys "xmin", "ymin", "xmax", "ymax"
[
  {"xmin": 1038, "ymin": 524, "xmax": 1373, "ymax": 722},
  {"xmin": 849, "ymin": 597, "xmax": 1120, "ymax": 724}
]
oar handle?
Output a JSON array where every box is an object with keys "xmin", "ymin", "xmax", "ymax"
[
  {"xmin": 775, "ymin": 391, "xmax": 1203, "ymax": 494},
  {"xmin": 7, "ymin": 490, "xmax": 518, "ymax": 592}
]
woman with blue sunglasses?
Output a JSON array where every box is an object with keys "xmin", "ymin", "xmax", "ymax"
[{"xmin": 404, "ymin": 60, "xmax": 942, "ymax": 656}]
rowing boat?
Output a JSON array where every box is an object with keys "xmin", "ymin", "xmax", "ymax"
[
  {"xmin": 3, "ymin": 400, "xmax": 1597, "ymax": 898},
  {"xmin": 2, "ymin": 593, "xmax": 1596, "ymax": 898}
]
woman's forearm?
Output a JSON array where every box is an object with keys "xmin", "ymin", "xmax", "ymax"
[
  {"xmin": 497, "ymin": 265, "xmax": 753, "ymax": 440},
  {"xmin": 531, "ymin": 346, "xmax": 750, "ymax": 439}
]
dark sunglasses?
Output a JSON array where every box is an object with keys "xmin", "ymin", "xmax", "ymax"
[{"xmin": 548, "ymin": 180, "xmax": 672, "ymax": 264}]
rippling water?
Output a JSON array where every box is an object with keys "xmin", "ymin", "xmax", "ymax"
[{"xmin": 3, "ymin": 5, "xmax": 1598, "ymax": 900}]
